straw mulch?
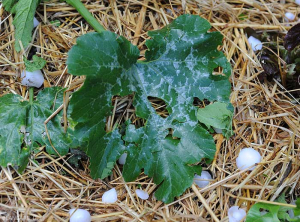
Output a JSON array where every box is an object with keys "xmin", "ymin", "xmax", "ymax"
[{"xmin": 1, "ymin": 0, "xmax": 300, "ymax": 221}]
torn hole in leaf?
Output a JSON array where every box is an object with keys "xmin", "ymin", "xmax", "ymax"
[
  {"xmin": 147, "ymin": 96, "xmax": 170, "ymax": 118},
  {"xmin": 167, "ymin": 128, "xmax": 178, "ymax": 139},
  {"xmin": 60, "ymin": 121, "xmax": 68, "ymax": 128},
  {"xmin": 193, "ymin": 98, "xmax": 211, "ymax": 108},
  {"xmin": 20, "ymin": 126, "xmax": 31, "ymax": 146},
  {"xmin": 259, "ymin": 208, "xmax": 269, "ymax": 216},
  {"xmin": 106, "ymin": 95, "xmax": 140, "ymax": 132},
  {"xmin": 27, "ymin": 47, "xmax": 37, "ymax": 60},
  {"xmin": 20, "ymin": 125, "xmax": 26, "ymax": 134},
  {"xmin": 67, "ymin": 148, "xmax": 88, "ymax": 169},
  {"xmin": 24, "ymin": 132, "xmax": 31, "ymax": 146},
  {"xmin": 213, "ymin": 66, "xmax": 224, "ymax": 76}
]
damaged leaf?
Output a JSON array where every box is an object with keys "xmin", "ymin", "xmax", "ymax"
[
  {"xmin": 3, "ymin": 0, "xmax": 40, "ymax": 52},
  {"xmin": 0, "ymin": 87, "xmax": 70, "ymax": 170},
  {"xmin": 68, "ymin": 14, "xmax": 232, "ymax": 203},
  {"xmin": 24, "ymin": 55, "xmax": 47, "ymax": 72}
]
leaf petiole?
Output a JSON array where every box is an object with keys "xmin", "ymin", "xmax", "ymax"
[
  {"xmin": 65, "ymin": 0, "xmax": 106, "ymax": 33},
  {"xmin": 29, "ymin": 87, "xmax": 34, "ymax": 151},
  {"xmin": 29, "ymin": 87, "xmax": 34, "ymax": 104}
]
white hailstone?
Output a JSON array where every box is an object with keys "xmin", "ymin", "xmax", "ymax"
[
  {"xmin": 260, "ymin": 210, "xmax": 268, "ymax": 216},
  {"xmin": 296, "ymin": 0, "xmax": 300, "ymax": 6},
  {"xmin": 248, "ymin": 36, "xmax": 262, "ymax": 52},
  {"xmin": 135, "ymin": 189, "xmax": 149, "ymax": 200},
  {"xmin": 213, "ymin": 127, "xmax": 223, "ymax": 134},
  {"xmin": 21, "ymin": 70, "xmax": 44, "ymax": 88},
  {"xmin": 118, "ymin": 153, "xmax": 127, "ymax": 165},
  {"xmin": 285, "ymin": 12, "xmax": 296, "ymax": 21},
  {"xmin": 194, "ymin": 171, "xmax": 212, "ymax": 188},
  {"xmin": 102, "ymin": 188, "xmax": 117, "ymax": 203},
  {"xmin": 228, "ymin": 206, "xmax": 246, "ymax": 222},
  {"xmin": 288, "ymin": 200, "xmax": 296, "ymax": 218},
  {"xmin": 69, "ymin": 209, "xmax": 91, "ymax": 222},
  {"xmin": 236, "ymin": 148, "xmax": 261, "ymax": 171},
  {"xmin": 33, "ymin": 17, "xmax": 40, "ymax": 28},
  {"xmin": 24, "ymin": 132, "xmax": 31, "ymax": 146}
]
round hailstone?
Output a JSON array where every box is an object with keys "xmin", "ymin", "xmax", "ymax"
[
  {"xmin": 118, "ymin": 153, "xmax": 127, "ymax": 165},
  {"xmin": 296, "ymin": 0, "xmax": 300, "ymax": 6},
  {"xmin": 285, "ymin": 12, "xmax": 296, "ymax": 21},
  {"xmin": 236, "ymin": 148, "xmax": 261, "ymax": 171},
  {"xmin": 69, "ymin": 209, "xmax": 91, "ymax": 222},
  {"xmin": 135, "ymin": 189, "xmax": 149, "ymax": 200},
  {"xmin": 213, "ymin": 127, "xmax": 223, "ymax": 134},
  {"xmin": 248, "ymin": 36, "xmax": 262, "ymax": 51},
  {"xmin": 21, "ymin": 70, "xmax": 44, "ymax": 88},
  {"xmin": 102, "ymin": 188, "xmax": 117, "ymax": 204},
  {"xmin": 288, "ymin": 200, "xmax": 296, "ymax": 218},
  {"xmin": 194, "ymin": 171, "xmax": 212, "ymax": 188},
  {"xmin": 228, "ymin": 206, "xmax": 246, "ymax": 222},
  {"xmin": 33, "ymin": 17, "xmax": 40, "ymax": 28}
]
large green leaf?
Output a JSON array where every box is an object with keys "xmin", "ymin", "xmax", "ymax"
[
  {"xmin": 0, "ymin": 87, "xmax": 70, "ymax": 170},
  {"xmin": 3, "ymin": 0, "xmax": 40, "ymax": 52},
  {"xmin": 68, "ymin": 14, "xmax": 232, "ymax": 203}
]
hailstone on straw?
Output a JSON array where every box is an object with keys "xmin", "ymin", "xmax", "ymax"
[
  {"xmin": 69, "ymin": 209, "xmax": 91, "ymax": 222},
  {"xmin": 228, "ymin": 206, "xmax": 246, "ymax": 222},
  {"xmin": 194, "ymin": 171, "xmax": 212, "ymax": 188},
  {"xmin": 118, "ymin": 153, "xmax": 127, "ymax": 165},
  {"xmin": 248, "ymin": 36, "xmax": 262, "ymax": 51},
  {"xmin": 285, "ymin": 12, "xmax": 296, "ymax": 21},
  {"xmin": 21, "ymin": 70, "xmax": 44, "ymax": 88},
  {"xmin": 213, "ymin": 127, "xmax": 223, "ymax": 134},
  {"xmin": 236, "ymin": 148, "xmax": 261, "ymax": 171},
  {"xmin": 102, "ymin": 188, "xmax": 117, "ymax": 203},
  {"xmin": 135, "ymin": 189, "xmax": 149, "ymax": 200}
]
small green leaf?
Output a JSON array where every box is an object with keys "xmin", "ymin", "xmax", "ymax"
[
  {"xmin": 238, "ymin": 13, "xmax": 247, "ymax": 21},
  {"xmin": 0, "ymin": 87, "xmax": 70, "ymax": 170},
  {"xmin": 50, "ymin": 20, "xmax": 61, "ymax": 27},
  {"xmin": 246, "ymin": 195, "xmax": 299, "ymax": 222},
  {"xmin": 24, "ymin": 55, "xmax": 46, "ymax": 72},
  {"xmin": 68, "ymin": 14, "xmax": 232, "ymax": 203},
  {"xmin": 197, "ymin": 102, "xmax": 233, "ymax": 138}
]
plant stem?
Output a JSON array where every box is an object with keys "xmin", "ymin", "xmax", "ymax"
[
  {"xmin": 29, "ymin": 87, "xmax": 34, "ymax": 150},
  {"xmin": 29, "ymin": 87, "xmax": 34, "ymax": 104},
  {"xmin": 66, "ymin": 0, "xmax": 105, "ymax": 33}
]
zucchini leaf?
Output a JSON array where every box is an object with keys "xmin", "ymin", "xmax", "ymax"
[
  {"xmin": 0, "ymin": 87, "xmax": 70, "ymax": 171},
  {"xmin": 3, "ymin": 0, "xmax": 40, "ymax": 52},
  {"xmin": 67, "ymin": 14, "xmax": 232, "ymax": 203}
]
